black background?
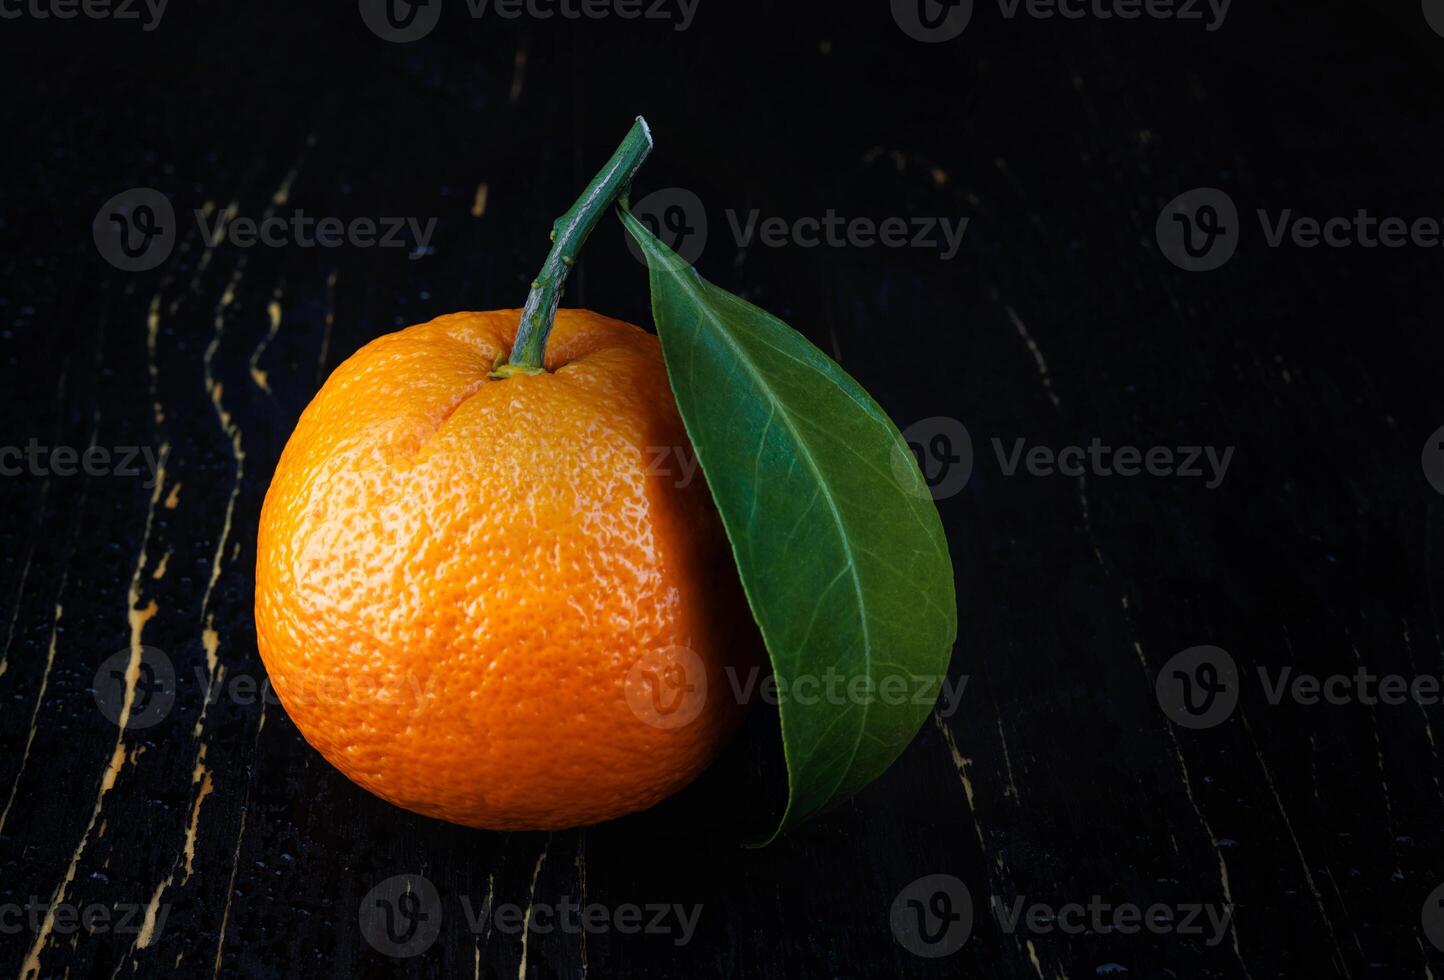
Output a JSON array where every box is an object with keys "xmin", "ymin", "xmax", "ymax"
[{"xmin": 3, "ymin": 0, "xmax": 1444, "ymax": 976}]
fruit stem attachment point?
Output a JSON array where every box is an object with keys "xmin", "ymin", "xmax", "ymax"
[{"xmin": 497, "ymin": 116, "xmax": 654, "ymax": 376}]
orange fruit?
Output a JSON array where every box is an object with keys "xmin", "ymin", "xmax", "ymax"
[{"xmin": 255, "ymin": 308, "xmax": 753, "ymax": 830}]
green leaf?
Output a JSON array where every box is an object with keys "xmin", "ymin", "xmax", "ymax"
[{"xmin": 619, "ymin": 204, "xmax": 958, "ymax": 841}]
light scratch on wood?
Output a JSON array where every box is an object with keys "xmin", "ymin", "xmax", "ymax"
[
  {"xmin": 473, "ymin": 872, "xmax": 495, "ymax": 980},
  {"xmin": 1240, "ymin": 713, "xmax": 1348, "ymax": 975},
  {"xmin": 316, "ymin": 268, "xmax": 338, "ymax": 385},
  {"xmin": 0, "ymin": 369, "xmax": 64, "ymax": 678},
  {"xmin": 518, "ymin": 838, "xmax": 550, "ymax": 980},
  {"xmin": 576, "ymin": 832, "xmax": 589, "ymax": 979},
  {"xmin": 210, "ymin": 704, "xmax": 267, "ymax": 979},
  {"xmin": 509, "ymin": 46, "xmax": 528, "ymax": 104},
  {"xmin": 0, "ymin": 600, "xmax": 65, "ymax": 834},
  {"xmin": 1004, "ymin": 304, "xmax": 1060, "ymax": 408},
  {"xmin": 249, "ymin": 289, "xmax": 283, "ymax": 395},
  {"xmin": 20, "ymin": 436, "xmax": 165, "ymax": 979}
]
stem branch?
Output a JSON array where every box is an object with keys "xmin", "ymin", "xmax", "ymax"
[{"xmin": 496, "ymin": 116, "xmax": 654, "ymax": 376}]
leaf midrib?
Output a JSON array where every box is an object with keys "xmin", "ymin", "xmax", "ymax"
[
  {"xmin": 710, "ymin": 286, "xmax": 949, "ymax": 568},
  {"xmin": 661, "ymin": 264, "xmax": 875, "ymax": 811}
]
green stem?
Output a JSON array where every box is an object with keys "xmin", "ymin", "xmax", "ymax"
[{"xmin": 494, "ymin": 116, "xmax": 654, "ymax": 377}]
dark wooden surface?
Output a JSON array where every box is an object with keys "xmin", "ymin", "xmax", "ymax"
[{"xmin": 3, "ymin": 1, "xmax": 1444, "ymax": 976}]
